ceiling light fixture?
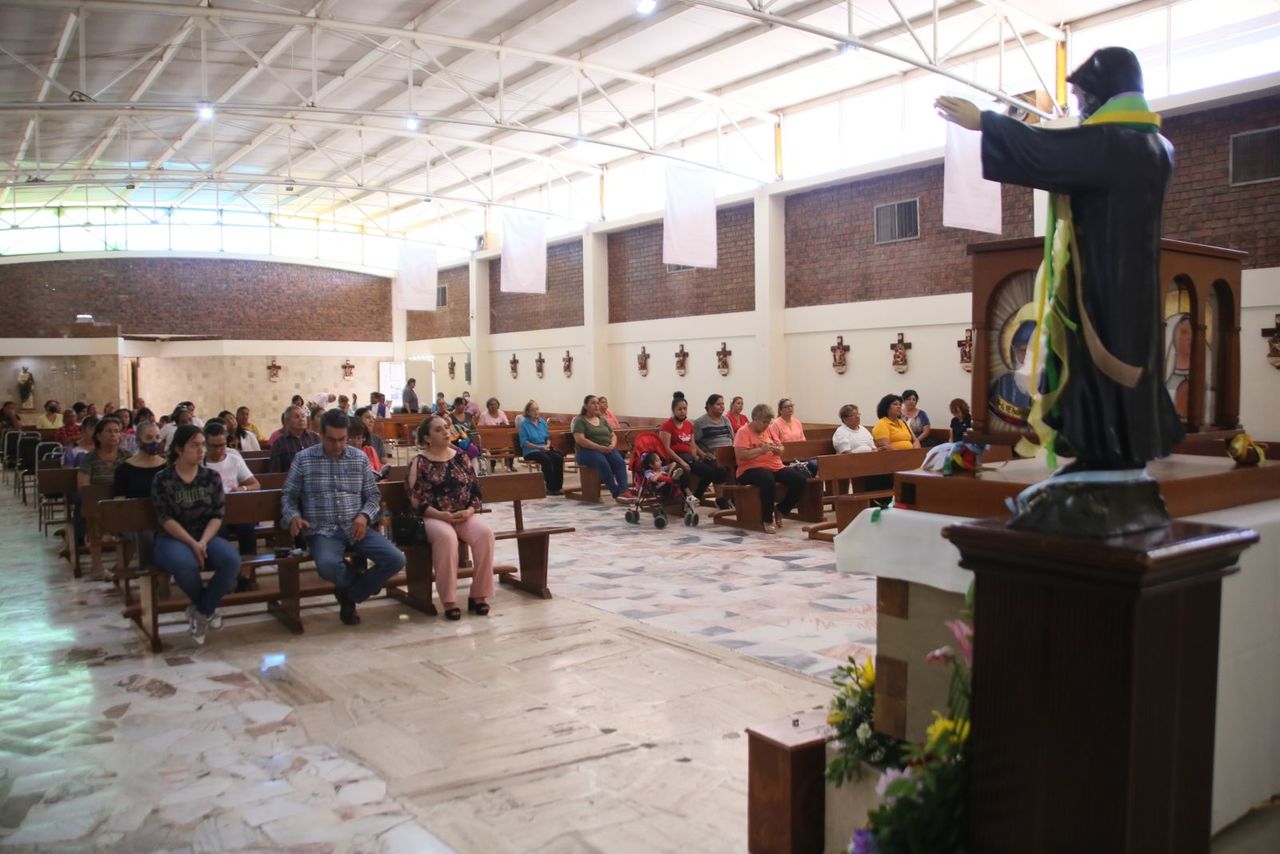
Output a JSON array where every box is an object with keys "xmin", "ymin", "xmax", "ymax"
[
  {"xmin": 405, "ymin": 114, "xmax": 420, "ymax": 131},
  {"xmin": 197, "ymin": 101, "xmax": 215, "ymax": 121},
  {"xmin": 636, "ymin": 0, "xmax": 657, "ymax": 14}
]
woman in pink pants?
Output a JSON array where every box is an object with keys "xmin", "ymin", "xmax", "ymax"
[{"xmin": 406, "ymin": 415, "xmax": 495, "ymax": 620}]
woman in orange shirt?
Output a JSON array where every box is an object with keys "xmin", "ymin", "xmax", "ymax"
[{"xmin": 733, "ymin": 403, "xmax": 810, "ymax": 534}]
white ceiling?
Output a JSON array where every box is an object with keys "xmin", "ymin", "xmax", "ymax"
[{"xmin": 0, "ymin": 0, "xmax": 1231, "ymax": 234}]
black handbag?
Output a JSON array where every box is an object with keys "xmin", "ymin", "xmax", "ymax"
[{"xmin": 391, "ymin": 513, "xmax": 427, "ymax": 546}]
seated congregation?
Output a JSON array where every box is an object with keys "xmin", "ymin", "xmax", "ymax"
[{"xmin": 3, "ymin": 379, "xmax": 971, "ymax": 650}]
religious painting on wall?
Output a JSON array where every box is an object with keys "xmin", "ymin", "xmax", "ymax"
[
  {"xmin": 986, "ymin": 270, "xmax": 1036, "ymax": 433},
  {"xmin": 1162, "ymin": 279, "xmax": 1193, "ymax": 421},
  {"xmin": 1265, "ymin": 314, "xmax": 1280, "ymax": 369}
]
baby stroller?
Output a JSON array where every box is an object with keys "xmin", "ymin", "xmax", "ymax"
[{"xmin": 622, "ymin": 433, "xmax": 699, "ymax": 528}]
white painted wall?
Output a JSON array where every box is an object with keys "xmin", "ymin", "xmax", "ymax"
[{"xmin": 1242, "ymin": 267, "xmax": 1280, "ymax": 439}]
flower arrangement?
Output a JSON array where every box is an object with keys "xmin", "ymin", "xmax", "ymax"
[
  {"xmin": 825, "ymin": 657, "xmax": 906, "ymax": 784},
  {"xmin": 847, "ymin": 586, "xmax": 975, "ymax": 854}
]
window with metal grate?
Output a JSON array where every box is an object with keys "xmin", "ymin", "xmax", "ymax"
[
  {"xmin": 874, "ymin": 198, "xmax": 920, "ymax": 244},
  {"xmin": 1230, "ymin": 127, "xmax": 1280, "ymax": 186}
]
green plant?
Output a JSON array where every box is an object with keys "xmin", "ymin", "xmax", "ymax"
[{"xmin": 825, "ymin": 657, "xmax": 906, "ymax": 784}]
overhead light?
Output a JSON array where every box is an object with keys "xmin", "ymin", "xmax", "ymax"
[
  {"xmin": 124, "ymin": 182, "xmax": 135, "ymax": 190},
  {"xmin": 636, "ymin": 0, "xmax": 657, "ymax": 14},
  {"xmin": 405, "ymin": 114, "xmax": 420, "ymax": 131},
  {"xmin": 285, "ymin": 184, "xmax": 295, "ymax": 192},
  {"xmin": 569, "ymin": 135, "xmax": 585, "ymax": 149},
  {"xmin": 197, "ymin": 101, "xmax": 215, "ymax": 121}
]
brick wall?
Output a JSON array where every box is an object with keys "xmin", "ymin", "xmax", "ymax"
[
  {"xmin": 1162, "ymin": 94, "xmax": 1280, "ymax": 269},
  {"xmin": 607, "ymin": 203, "xmax": 755, "ymax": 323},
  {"xmin": 489, "ymin": 239, "xmax": 584, "ymax": 334},
  {"xmin": 785, "ymin": 167, "xmax": 1033, "ymax": 307},
  {"xmin": 0, "ymin": 257, "xmax": 391, "ymax": 339},
  {"xmin": 406, "ymin": 265, "xmax": 470, "ymax": 340}
]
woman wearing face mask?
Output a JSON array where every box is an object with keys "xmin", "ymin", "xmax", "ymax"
[{"xmin": 113, "ymin": 420, "xmax": 168, "ymax": 567}]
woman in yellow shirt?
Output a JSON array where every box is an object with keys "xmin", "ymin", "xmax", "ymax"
[{"xmin": 872, "ymin": 394, "xmax": 921, "ymax": 450}]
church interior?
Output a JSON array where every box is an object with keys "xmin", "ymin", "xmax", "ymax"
[{"xmin": 1, "ymin": 1, "xmax": 1278, "ymax": 851}]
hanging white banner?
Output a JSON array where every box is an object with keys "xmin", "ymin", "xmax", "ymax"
[
  {"xmin": 501, "ymin": 212, "xmax": 548, "ymax": 294},
  {"xmin": 663, "ymin": 164, "xmax": 718, "ymax": 269},
  {"xmin": 396, "ymin": 243, "xmax": 439, "ymax": 311},
  {"xmin": 943, "ymin": 123, "xmax": 1002, "ymax": 235}
]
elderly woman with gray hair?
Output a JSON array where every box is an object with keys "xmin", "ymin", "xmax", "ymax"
[{"xmin": 732, "ymin": 403, "xmax": 809, "ymax": 534}]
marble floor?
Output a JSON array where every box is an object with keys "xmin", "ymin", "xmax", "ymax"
[{"xmin": 0, "ymin": 477, "xmax": 867, "ymax": 852}]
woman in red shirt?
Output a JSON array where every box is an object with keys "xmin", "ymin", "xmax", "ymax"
[
  {"xmin": 726, "ymin": 396, "xmax": 749, "ymax": 433},
  {"xmin": 659, "ymin": 395, "xmax": 727, "ymax": 505},
  {"xmin": 732, "ymin": 403, "xmax": 809, "ymax": 534}
]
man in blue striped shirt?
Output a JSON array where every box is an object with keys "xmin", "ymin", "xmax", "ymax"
[{"xmin": 282, "ymin": 410, "xmax": 404, "ymax": 625}]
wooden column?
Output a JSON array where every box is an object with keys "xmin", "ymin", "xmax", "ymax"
[{"xmin": 943, "ymin": 520, "xmax": 1257, "ymax": 854}]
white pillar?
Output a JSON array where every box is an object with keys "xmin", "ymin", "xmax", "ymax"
[
  {"xmin": 753, "ymin": 186, "xmax": 787, "ymax": 406},
  {"xmin": 468, "ymin": 255, "xmax": 491, "ymax": 394},
  {"xmin": 581, "ymin": 227, "xmax": 609, "ymax": 395}
]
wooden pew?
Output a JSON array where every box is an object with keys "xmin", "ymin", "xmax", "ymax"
[
  {"xmin": 244, "ymin": 456, "xmax": 270, "ymax": 474},
  {"xmin": 710, "ymin": 439, "xmax": 836, "ymax": 530},
  {"xmin": 99, "ymin": 490, "xmax": 314, "ymax": 651},
  {"xmin": 36, "ymin": 466, "xmax": 76, "ymax": 540},
  {"xmin": 561, "ymin": 426, "xmax": 652, "ymax": 503},
  {"xmin": 100, "ymin": 474, "xmax": 573, "ymax": 650}
]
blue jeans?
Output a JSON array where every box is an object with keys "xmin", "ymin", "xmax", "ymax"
[
  {"xmin": 576, "ymin": 448, "xmax": 629, "ymax": 497},
  {"xmin": 308, "ymin": 529, "xmax": 405, "ymax": 604},
  {"xmin": 154, "ymin": 532, "xmax": 241, "ymax": 617}
]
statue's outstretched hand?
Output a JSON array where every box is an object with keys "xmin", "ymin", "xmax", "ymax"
[{"xmin": 935, "ymin": 96, "xmax": 982, "ymax": 131}]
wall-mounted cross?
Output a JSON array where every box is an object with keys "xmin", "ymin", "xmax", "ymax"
[
  {"xmin": 716, "ymin": 341, "xmax": 732, "ymax": 375},
  {"xmin": 1263, "ymin": 313, "xmax": 1280, "ymax": 368},
  {"xmin": 831, "ymin": 335, "xmax": 849, "ymax": 371},
  {"xmin": 509, "ymin": 353, "xmax": 519, "ymax": 378},
  {"xmin": 957, "ymin": 329, "xmax": 974, "ymax": 372},
  {"xmin": 563, "ymin": 350, "xmax": 573, "ymax": 377},
  {"xmin": 890, "ymin": 332, "xmax": 912, "ymax": 373},
  {"xmin": 674, "ymin": 344, "xmax": 688, "ymax": 376},
  {"xmin": 535, "ymin": 352, "xmax": 545, "ymax": 378},
  {"xmin": 447, "ymin": 356, "xmax": 456, "ymax": 379}
]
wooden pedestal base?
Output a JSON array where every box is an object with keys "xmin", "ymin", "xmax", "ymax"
[{"xmin": 945, "ymin": 519, "xmax": 1257, "ymax": 854}]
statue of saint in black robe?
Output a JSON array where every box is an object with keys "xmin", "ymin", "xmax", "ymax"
[{"xmin": 978, "ymin": 111, "xmax": 1184, "ymax": 469}]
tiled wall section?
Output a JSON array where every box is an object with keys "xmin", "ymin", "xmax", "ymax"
[
  {"xmin": 784, "ymin": 169, "xmax": 1034, "ymax": 308},
  {"xmin": 0, "ymin": 355, "xmax": 121, "ymax": 413},
  {"xmin": 137, "ymin": 355, "xmax": 382, "ymax": 429},
  {"xmin": 607, "ymin": 204, "xmax": 755, "ymax": 323},
  {"xmin": 489, "ymin": 240, "xmax": 585, "ymax": 334},
  {"xmin": 1161, "ymin": 94, "xmax": 1280, "ymax": 269},
  {"xmin": 406, "ymin": 265, "xmax": 470, "ymax": 341},
  {"xmin": 0, "ymin": 257, "xmax": 392, "ymax": 340}
]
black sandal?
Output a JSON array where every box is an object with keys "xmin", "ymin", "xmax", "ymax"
[
  {"xmin": 468, "ymin": 598, "xmax": 490, "ymax": 616},
  {"xmin": 443, "ymin": 606, "xmax": 462, "ymax": 621}
]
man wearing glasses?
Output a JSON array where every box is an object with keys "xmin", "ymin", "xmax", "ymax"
[{"xmin": 282, "ymin": 410, "xmax": 404, "ymax": 626}]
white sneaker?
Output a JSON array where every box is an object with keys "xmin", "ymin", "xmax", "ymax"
[
  {"xmin": 207, "ymin": 610, "xmax": 223, "ymax": 630},
  {"xmin": 186, "ymin": 605, "xmax": 208, "ymax": 645}
]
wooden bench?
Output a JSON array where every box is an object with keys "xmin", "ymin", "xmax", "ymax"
[
  {"xmin": 99, "ymin": 473, "xmax": 572, "ymax": 650},
  {"xmin": 36, "ymin": 466, "xmax": 76, "ymax": 542},
  {"xmin": 711, "ymin": 439, "xmax": 834, "ymax": 530},
  {"xmin": 560, "ymin": 426, "xmax": 652, "ymax": 503}
]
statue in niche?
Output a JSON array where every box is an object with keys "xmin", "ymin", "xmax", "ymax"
[
  {"xmin": 17, "ymin": 365, "xmax": 34, "ymax": 410},
  {"xmin": 937, "ymin": 47, "xmax": 1183, "ymax": 536},
  {"xmin": 563, "ymin": 351, "xmax": 573, "ymax": 378},
  {"xmin": 267, "ymin": 359, "xmax": 282, "ymax": 383},
  {"xmin": 637, "ymin": 347, "xmax": 649, "ymax": 377}
]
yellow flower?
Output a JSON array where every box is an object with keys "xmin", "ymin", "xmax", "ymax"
[
  {"xmin": 857, "ymin": 658, "xmax": 875, "ymax": 690},
  {"xmin": 828, "ymin": 710, "xmax": 846, "ymax": 727},
  {"xmin": 925, "ymin": 715, "xmax": 970, "ymax": 750}
]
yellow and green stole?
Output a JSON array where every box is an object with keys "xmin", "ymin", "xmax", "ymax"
[{"xmin": 1018, "ymin": 95, "xmax": 1162, "ymax": 465}]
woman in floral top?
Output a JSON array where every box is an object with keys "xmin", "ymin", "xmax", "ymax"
[{"xmin": 406, "ymin": 415, "xmax": 494, "ymax": 621}]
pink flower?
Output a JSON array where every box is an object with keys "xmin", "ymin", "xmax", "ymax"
[
  {"xmin": 946, "ymin": 619, "xmax": 973, "ymax": 665},
  {"xmin": 926, "ymin": 646, "xmax": 955, "ymax": 665}
]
